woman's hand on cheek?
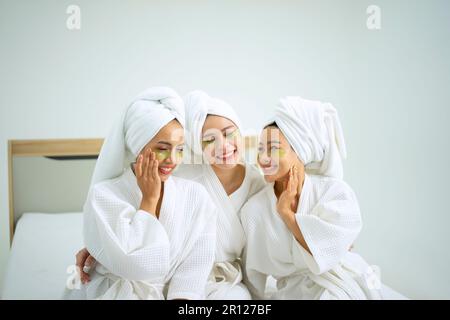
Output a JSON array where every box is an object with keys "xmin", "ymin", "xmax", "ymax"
[
  {"xmin": 276, "ymin": 166, "xmax": 311, "ymax": 254},
  {"xmin": 135, "ymin": 148, "xmax": 161, "ymax": 215},
  {"xmin": 276, "ymin": 166, "xmax": 299, "ymax": 217}
]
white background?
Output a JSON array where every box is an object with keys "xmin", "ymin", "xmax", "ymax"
[{"xmin": 1, "ymin": 0, "xmax": 449, "ymax": 299}]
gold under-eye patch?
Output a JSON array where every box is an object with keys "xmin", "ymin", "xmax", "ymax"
[
  {"xmin": 225, "ymin": 129, "xmax": 239, "ymax": 140},
  {"xmin": 175, "ymin": 149, "xmax": 183, "ymax": 158},
  {"xmin": 257, "ymin": 147, "xmax": 286, "ymax": 157},
  {"xmin": 270, "ymin": 149, "xmax": 286, "ymax": 158},
  {"xmin": 155, "ymin": 150, "xmax": 170, "ymax": 161}
]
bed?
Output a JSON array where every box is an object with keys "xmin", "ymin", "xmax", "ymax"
[
  {"xmin": 1, "ymin": 138, "xmax": 102, "ymax": 300},
  {"xmin": 2, "ymin": 212, "xmax": 83, "ymax": 299}
]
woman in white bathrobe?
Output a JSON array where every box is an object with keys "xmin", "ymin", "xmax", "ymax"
[
  {"xmin": 175, "ymin": 90, "xmax": 266, "ymax": 300},
  {"xmin": 65, "ymin": 87, "xmax": 216, "ymax": 300},
  {"xmin": 241, "ymin": 96, "xmax": 384, "ymax": 300}
]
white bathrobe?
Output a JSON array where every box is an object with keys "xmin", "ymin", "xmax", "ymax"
[
  {"xmin": 82, "ymin": 167, "xmax": 217, "ymax": 300},
  {"xmin": 241, "ymin": 174, "xmax": 383, "ymax": 300},
  {"xmin": 181, "ymin": 90, "xmax": 267, "ymax": 299},
  {"xmin": 175, "ymin": 163, "xmax": 266, "ymax": 299},
  {"xmin": 63, "ymin": 87, "xmax": 218, "ymax": 300}
]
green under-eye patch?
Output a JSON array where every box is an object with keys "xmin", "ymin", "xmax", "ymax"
[
  {"xmin": 175, "ymin": 150, "xmax": 183, "ymax": 158},
  {"xmin": 225, "ymin": 130, "xmax": 239, "ymax": 140},
  {"xmin": 271, "ymin": 149, "xmax": 286, "ymax": 158},
  {"xmin": 155, "ymin": 150, "xmax": 170, "ymax": 161}
]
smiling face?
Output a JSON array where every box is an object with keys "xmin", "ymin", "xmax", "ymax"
[
  {"xmin": 138, "ymin": 119, "xmax": 184, "ymax": 182},
  {"xmin": 201, "ymin": 115, "xmax": 242, "ymax": 169},
  {"xmin": 258, "ymin": 124, "xmax": 300, "ymax": 183}
]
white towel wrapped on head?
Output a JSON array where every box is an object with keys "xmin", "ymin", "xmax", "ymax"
[
  {"xmin": 184, "ymin": 90, "xmax": 242, "ymax": 158},
  {"xmin": 270, "ymin": 96, "xmax": 347, "ymax": 179},
  {"xmin": 91, "ymin": 86, "xmax": 184, "ymax": 185}
]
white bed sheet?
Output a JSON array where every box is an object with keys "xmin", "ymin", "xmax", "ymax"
[{"xmin": 1, "ymin": 213, "xmax": 83, "ymax": 300}]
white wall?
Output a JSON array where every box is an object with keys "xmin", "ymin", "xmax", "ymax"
[{"xmin": 1, "ymin": 0, "xmax": 449, "ymax": 299}]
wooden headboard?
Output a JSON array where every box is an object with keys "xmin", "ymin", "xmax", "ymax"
[{"xmin": 7, "ymin": 139, "xmax": 103, "ymax": 245}]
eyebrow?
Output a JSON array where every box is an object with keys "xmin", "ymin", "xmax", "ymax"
[
  {"xmin": 202, "ymin": 126, "xmax": 236, "ymax": 138},
  {"xmin": 259, "ymin": 140, "xmax": 281, "ymax": 146},
  {"xmin": 156, "ymin": 141, "xmax": 173, "ymax": 146},
  {"xmin": 221, "ymin": 125, "xmax": 235, "ymax": 132}
]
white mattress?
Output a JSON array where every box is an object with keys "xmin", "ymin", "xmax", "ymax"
[{"xmin": 1, "ymin": 213, "xmax": 83, "ymax": 300}]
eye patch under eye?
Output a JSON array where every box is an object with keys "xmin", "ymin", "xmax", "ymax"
[
  {"xmin": 225, "ymin": 129, "xmax": 239, "ymax": 139},
  {"xmin": 155, "ymin": 150, "xmax": 171, "ymax": 161},
  {"xmin": 270, "ymin": 149, "xmax": 286, "ymax": 157},
  {"xmin": 175, "ymin": 149, "xmax": 184, "ymax": 158}
]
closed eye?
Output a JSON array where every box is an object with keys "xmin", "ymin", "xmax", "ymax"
[
  {"xmin": 225, "ymin": 129, "xmax": 238, "ymax": 137},
  {"xmin": 202, "ymin": 137, "xmax": 215, "ymax": 145}
]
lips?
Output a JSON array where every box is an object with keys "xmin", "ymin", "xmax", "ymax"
[
  {"xmin": 260, "ymin": 164, "xmax": 278, "ymax": 175},
  {"xmin": 215, "ymin": 149, "xmax": 237, "ymax": 163},
  {"xmin": 159, "ymin": 166, "xmax": 175, "ymax": 175}
]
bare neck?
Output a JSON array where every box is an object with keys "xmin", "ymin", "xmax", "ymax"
[{"xmin": 212, "ymin": 164, "xmax": 246, "ymax": 196}]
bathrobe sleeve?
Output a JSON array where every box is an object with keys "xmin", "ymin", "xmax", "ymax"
[
  {"xmin": 83, "ymin": 184, "xmax": 171, "ymax": 281},
  {"xmin": 167, "ymin": 194, "xmax": 217, "ymax": 300},
  {"xmin": 292, "ymin": 180, "xmax": 362, "ymax": 275}
]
